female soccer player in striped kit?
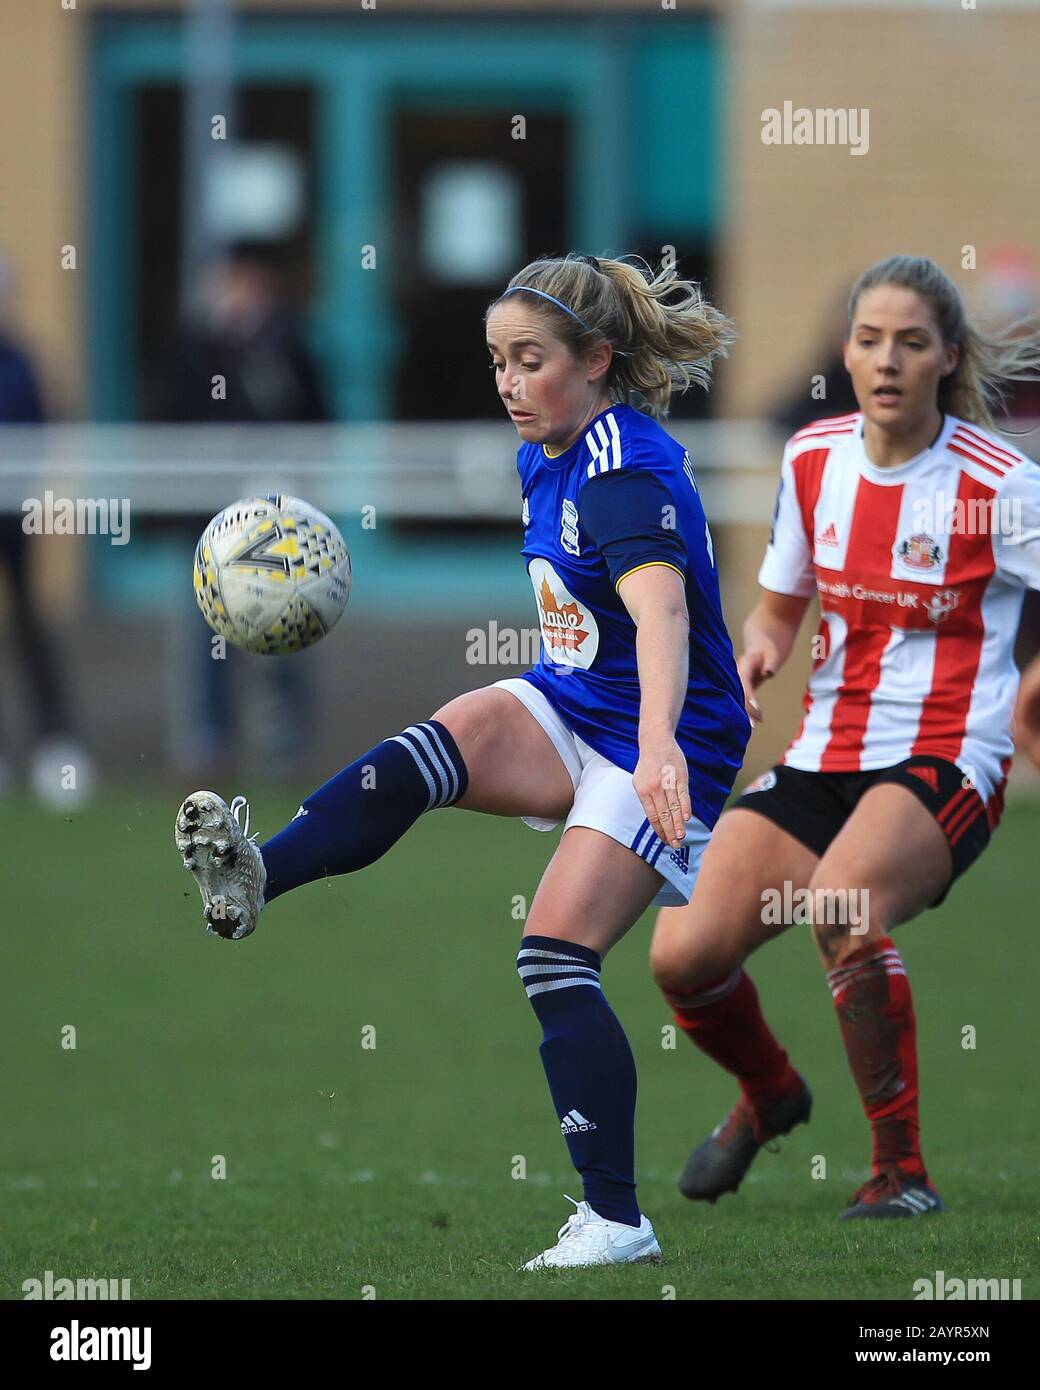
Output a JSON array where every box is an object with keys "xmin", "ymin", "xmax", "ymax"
[
  {"xmin": 175, "ymin": 253, "xmax": 751, "ymax": 1268},
  {"xmin": 651, "ymin": 255, "xmax": 1040, "ymax": 1219}
]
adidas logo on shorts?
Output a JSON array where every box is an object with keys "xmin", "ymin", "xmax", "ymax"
[
  {"xmin": 560, "ymin": 1109, "xmax": 597, "ymax": 1135},
  {"xmin": 905, "ymin": 764, "xmax": 940, "ymax": 793}
]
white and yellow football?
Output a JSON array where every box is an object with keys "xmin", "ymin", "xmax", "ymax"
[{"xmin": 193, "ymin": 495, "xmax": 351, "ymax": 655}]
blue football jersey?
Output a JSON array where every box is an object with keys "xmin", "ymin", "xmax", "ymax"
[{"xmin": 516, "ymin": 402, "xmax": 750, "ymax": 828}]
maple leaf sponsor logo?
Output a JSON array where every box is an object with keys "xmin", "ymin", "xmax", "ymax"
[
  {"xmin": 537, "ymin": 576, "xmax": 590, "ymax": 653},
  {"xmin": 526, "ymin": 557, "xmax": 600, "ymax": 669}
]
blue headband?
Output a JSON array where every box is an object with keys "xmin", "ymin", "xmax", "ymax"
[{"xmin": 499, "ymin": 285, "xmax": 592, "ymax": 332}]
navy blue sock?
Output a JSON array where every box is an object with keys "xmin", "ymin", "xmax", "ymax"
[
  {"xmin": 260, "ymin": 720, "xmax": 468, "ymax": 901},
  {"xmin": 518, "ymin": 935, "xmax": 640, "ymax": 1227}
]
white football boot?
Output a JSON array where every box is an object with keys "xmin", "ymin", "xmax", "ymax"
[
  {"xmin": 521, "ymin": 1195, "xmax": 662, "ymax": 1270},
  {"xmin": 175, "ymin": 792, "xmax": 266, "ymax": 940}
]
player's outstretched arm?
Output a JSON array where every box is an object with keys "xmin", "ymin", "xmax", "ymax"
[{"xmin": 739, "ymin": 589, "xmax": 812, "ymax": 724}]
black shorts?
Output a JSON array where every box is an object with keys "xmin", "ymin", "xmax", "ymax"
[{"xmin": 734, "ymin": 755, "xmax": 993, "ymax": 907}]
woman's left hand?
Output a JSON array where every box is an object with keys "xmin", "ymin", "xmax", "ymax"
[{"xmin": 633, "ymin": 732, "xmax": 692, "ymax": 849}]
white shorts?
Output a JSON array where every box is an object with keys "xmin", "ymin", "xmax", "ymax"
[{"xmin": 492, "ymin": 677, "xmax": 711, "ymax": 908}]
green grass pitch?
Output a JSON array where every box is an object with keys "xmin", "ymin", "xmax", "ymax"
[{"xmin": 2, "ymin": 790, "xmax": 1036, "ymax": 1300}]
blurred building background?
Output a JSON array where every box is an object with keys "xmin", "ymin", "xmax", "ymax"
[{"xmin": 0, "ymin": 0, "xmax": 1038, "ymax": 790}]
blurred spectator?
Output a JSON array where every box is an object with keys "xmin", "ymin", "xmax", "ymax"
[
  {"xmin": 170, "ymin": 241, "xmax": 326, "ymax": 425},
  {"xmin": 154, "ymin": 242, "xmax": 329, "ymax": 780},
  {"xmin": 0, "ymin": 255, "xmax": 95, "ymax": 808},
  {"xmin": 770, "ymin": 286, "xmax": 859, "ymax": 437}
]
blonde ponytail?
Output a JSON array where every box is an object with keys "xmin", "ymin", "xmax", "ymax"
[{"xmin": 488, "ymin": 253, "xmax": 735, "ymax": 420}]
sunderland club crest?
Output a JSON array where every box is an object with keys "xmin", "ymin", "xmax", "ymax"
[{"xmin": 896, "ymin": 533, "xmax": 943, "ymax": 571}]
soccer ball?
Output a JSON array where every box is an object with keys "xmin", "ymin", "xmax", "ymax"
[{"xmin": 193, "ymin": 495, "xmax": 351, "ymax": 655}]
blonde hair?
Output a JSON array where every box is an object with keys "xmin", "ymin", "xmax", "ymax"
[
  {"xmin": 487, "ymin": 253, "xmax": 735, "ymax": 420},
  {"xmin": 849, "ymin": 255, "xmax": 1040, "ymax": 430}
]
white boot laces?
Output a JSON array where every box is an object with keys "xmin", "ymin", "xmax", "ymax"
[
  {"xmin": 229, "ymin": 795, "xmax": 258, "ymax": 844},
  {"xmin": 554, "ymin": 1195, "xmax": 597, "ymax": 1251}
]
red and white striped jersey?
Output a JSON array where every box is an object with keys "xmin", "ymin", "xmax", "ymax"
[{"xmin": 759, "ymin": 412, "xmax": 1040, "ymax": 801}]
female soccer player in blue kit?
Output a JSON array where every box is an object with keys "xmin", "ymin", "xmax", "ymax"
[{"xmin": 176, "ymin": 253, "xmax": 751, "ymax": 1269}]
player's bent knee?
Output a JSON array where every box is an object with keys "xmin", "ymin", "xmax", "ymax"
[
  {"xmin": 429, "ymin": 690, "xmax": 495, "ymax": 760},
  {"xmin": 807, "ymin": 872, "xmax": 890, "ymax": 966},
  {"xmin": 648, "ymin": 928, "xmax": 739, "ymax": 995},
  {"xmin": 807, "ymin": 867, "xmax": 888, "ymax": 924}
]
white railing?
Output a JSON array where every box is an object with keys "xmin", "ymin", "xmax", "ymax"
[
  {"xmin": 0, "ymin": 421, "xmax": 790, "ymax": 523},
  {"xmin": 3, "ymin": 420, "xmax": 1035, "ymax": 524}
]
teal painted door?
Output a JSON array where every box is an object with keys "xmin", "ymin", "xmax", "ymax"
[{"xmin": 90, "ymin": 13, "xmax": 716, "ymax": 422}]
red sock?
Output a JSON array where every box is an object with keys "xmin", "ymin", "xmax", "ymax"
[
  {"xmin": 663, "ymin": 970, "xmax": 801, "ymax": 1108},
  {"xmin": 827, "ymin": 937, "xmax": 926, "ymax": 1181}
]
